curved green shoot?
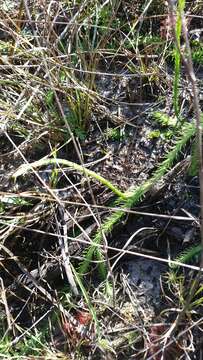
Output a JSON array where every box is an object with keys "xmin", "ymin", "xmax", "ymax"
[{"xmin": 13, "ymin": 158, "xmax": 128, "ymax": 200}]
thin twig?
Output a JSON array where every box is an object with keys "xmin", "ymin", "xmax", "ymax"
[{"xmin": 56, "ymin": 206, "xmax": 79, "ymax": 296}]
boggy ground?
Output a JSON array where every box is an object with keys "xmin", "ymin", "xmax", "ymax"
[{"xmin": 0, "ymin": 1, "xmax": 203, "ymax": 359}]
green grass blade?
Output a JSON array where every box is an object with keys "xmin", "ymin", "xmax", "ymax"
[{"xmin": 173, "ymin": 0, "xmax": 185, "ymax": 117}]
